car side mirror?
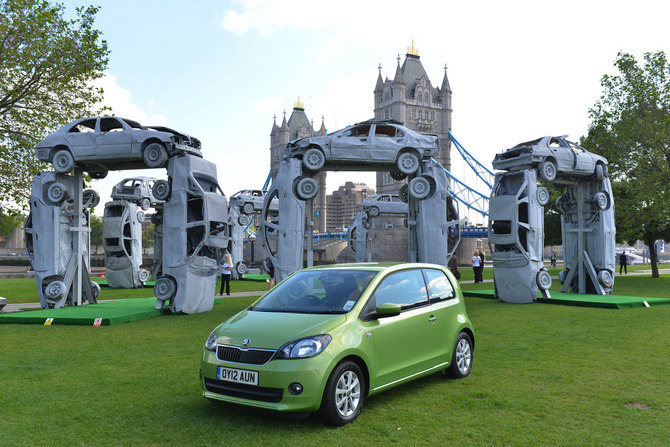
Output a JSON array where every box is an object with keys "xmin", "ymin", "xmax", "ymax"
[{"xmin": 375, "ymin": 302, "xmax": 401, "ymax": 318}]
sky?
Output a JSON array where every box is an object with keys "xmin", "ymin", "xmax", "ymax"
[{"xmin": 59, "ymin": 0, "xmax": 670, "ymax": 224}]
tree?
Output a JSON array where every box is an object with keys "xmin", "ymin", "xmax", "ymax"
[
  {"xmin": 89, "ymin": 214, "xmax": 102, "ymax": 253},
  {"xmin": 0, "ymin": 0, "xmax": 109, "ymax": 232},
  {"xmin": 583, "ymin": 51, "xmax": 670, "ymax": 278}
]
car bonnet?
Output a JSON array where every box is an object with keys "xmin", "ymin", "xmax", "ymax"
[{"xmin": 216, "ymin": 309, "xmax": 347, "ymax": 349}]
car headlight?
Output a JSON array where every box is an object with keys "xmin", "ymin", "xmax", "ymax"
[
  {"xmin": 205, "ymin": 330, "xmax": 218, "ymax": 352},
  {"xmin": 275, "ymin": 335, "xmax": 331, "ymax": 359}
]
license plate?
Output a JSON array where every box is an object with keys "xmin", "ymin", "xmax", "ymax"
[{"xmin": 217, "ymin": 366, "xmax": 258, "ymax": 386}]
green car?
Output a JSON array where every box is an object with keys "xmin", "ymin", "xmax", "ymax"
[{"xmin": 200, "ymin": 263, "xmax": 475, "ymax": 425}]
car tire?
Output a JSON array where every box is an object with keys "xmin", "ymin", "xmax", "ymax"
[
  {"xmin": 238, "ymin": 214, "xmax": 250, "ymax": 226},
  {"xmin": 593, "ymin": 191, "xmax": 609, "ymax": 211},
  {"xmin": 152, "ymin": 180, "xmax": 171, "ymax": 201},
  {"xmin": 390, "ymin": 171, "xmax": 408, "ymax": 181},
  {"xmin": 151, "ymin": 212, "xmax": 163, "ymax": 225},
  {"xmin": 154, "ymin": 276, "xmax": 177, "ymax": 301},
  {"xmin": 83, "ymin": 189, "xmax": 100, "ymax": 209},
  {"xmin": 536, "ymin": 270, "xmax": 552, "ymax": 291},
  {"xmin": 295, "ymin": 177, "xmax": 318, "ymax": 200},
  {"xmin": 398, "ymin": 184, "xmax": 409, "ymax": 203},
  {"xmin": 45, "ymin": 280, "xmax": 67, "ymax": 299},
  {"xmin": 595, "ymin": 163, "xmax": 605, "ymax": 182},
  {"xmin": 446, "ymin": 332, "xmax": 473, "ymax": 379},
  {"xmin": 319, "ymin": 360, "xmax": 365, "ymax": 426},
  {"xmin": 47, "ymin": 182, "xmax": 69, "ymax": 204},
  {"xmin": 303, "ymin": 148, "xmax": 325, "ymax": 171},
  {"xmin": 143, "ymin": 143, "xmax": 168, "ymax": 168},
  {"xmin": 536, "ymin": 186, "xmax": 550, "ymax": 206},
  {"xmin": 90, "ymin": 281, "xmax": 101, "ymax": 299},
  {"xmin": 137, "ymin": 210, "xmax": 145, "ymax": 223},
  {"xmin": 140, "ymin": 198, "xmax": 151, "ymax": 211},
  {"xmin": 139, "ymin": 269, "xmax": 150, "ymax": 283},
  {"xmin": 89, "ymin": 170, "xmax": 108, "ymax": 179},
  {"xmin": 368, "ymin": 206, "xmax": 380, "ymax": 217},
  {"xmin": 539, "ymin": 160, "xmax": 557, "ymax": 182},
  {"xmin": 598, "ymin": 270, "xmax": 613, "ymax": 288},
  {"xmin": 53, "ymin": 149, "xmax": 75, "ymax": 173},
  {"xmin": 397, "ymin": 152, "xmax": 419, "ymax": 174},
  {"xmin": 236, "ymin": 262, "xmax": 247, "ymax": 275},
  {"xmin": 242, "ymin": 202, "xmax": 254, "ymax": 214},
  {"xmin": 408, "ymin": 176, "xmax": 431, "ymax": 200}
]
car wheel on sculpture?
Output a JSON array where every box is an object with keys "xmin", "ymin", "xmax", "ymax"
[
  {"xmin": 295, "ymin": 177, "xmax": 318, "ymax": 200},
  {"xmin": 236, "ymin": 262, "xmax": 247, "ymax": 275},
  {"xmin": 536, "ymin": 270, "xmax": 552, "ymax": 291},
  {"xmin": 91, "ymin": 281, "xmax": 101, "ymax": 299},
  {"xmin": 152, "ymin": 179, "xmax": 171, "ymax": 201},
  {"xmin": 143, "ymin": 143, "xmax": 168, "ymax": 168},
  {"xmin": 319, "ymin": 360, "xmax": 365, "ymax": 426},
  {"xmin": 140, "ymin": 198, "xmax": 151, "ymax": 211},
  {"xmin": 536, "ymin": 186, "xmax": 550, "ymax": 206},
  {"xmin": 89, "ymin": 170, "xmax": 108, "ymax": 179},
  {"xmin": 390, "ymin": 171, "xmax": 407, "ymax": 181},
  {"xmin": 558, "ymin": 269, "xmax": 569, "ymax": 285},
  {"xmin": 597, "ymin": 270, "xmax": 613, "ymax": 288},
  {"xmin": 52, "ymin": 149, "xmax": 75, "ymax": 173},
  {"xmin": 154, "ymin": 276, "xmax": 177, "ymax": 301},
  {"xmin": 83, "ymin": 189, "xmax": 100, "ymax": 209},
  {"xmin": 595, "ymin": 163, "xmax": 606, "ymax": 182},
  {"xmin": 137, "ymin": 210, "xmax": 145, "ymax": 223},
  {"xmin": 303, "ymin": 148, "xmax": 326, "ymax": 171},
  {"xmin": 47, "ymin": 182, "xmax": 68, "ymax": 204},
  {"xmin": 398, "ymin": 184, "xmax": 409, "ymax": 203},
  {"xmin": 446, "ymin": 332, "xmax": 473, "ymax": 379},
  {"xmin": 139, "ymin": 269, "xmax": 150, "ymax": 283},
  {"xmin": 538, "ymin": 159, "xmax": 557, "ymax": 182},
  {"xmin": 45, "ymin": 280, "xmax": 66, "ymax": 299},
  {"xmin": 593, "ymin": 191, "xmax": 610, "ymax": 211},
  {"xmin": 368, "ymin": 206, "xmax": 380, "ymax": 217},
  {"xmin": 242, "ymin": 202, "xmax": 254, "ymax": 215},
  {"xmin": 555, "ymin": 196, "xmax": 567, "ymax": 214},
  {"xmin": 396, "ymin": 152, "xmax": 420, "ymax": 174},
  {"xmin": 238, "ymin": 214, "xmax": 250, "ymax": 226},
  {"xmin": 408, "ymin": 176, "xmax": 431, "ymax": 200}
]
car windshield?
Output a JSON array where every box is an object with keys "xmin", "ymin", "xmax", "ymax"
[{"xmin": 251, "ymin": 269, "xmax": 379, "ymax": 314}]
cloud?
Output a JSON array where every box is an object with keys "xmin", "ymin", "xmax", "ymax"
[
  {"xmin": 254, "ymin": 96, "xmax": 285, "ymax": 113},
  {"xmin": 92, "ymin": 74, "xmax": 148, "ymax": 122}
]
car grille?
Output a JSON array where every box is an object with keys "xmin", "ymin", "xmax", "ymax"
[
  {"xmin": 217, "ymin": 345, "xmax": 276, "ymax": 365},
  {"xmin": 204, "ymin": 378, "xmax": 283, "ymax": 403}
]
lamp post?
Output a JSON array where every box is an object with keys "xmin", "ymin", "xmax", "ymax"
[{"xmin": 248, "ymin": 233, "xmax": 256, "ymax": 269}]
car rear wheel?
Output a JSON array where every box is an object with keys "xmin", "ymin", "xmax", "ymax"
[
  {"xmin": 398, "ymin": 184, "xmax": 409, "ymax": 203},
  {"xmin": 83, "ymin": 189, "xmax": 100, "ymax": 209},
  {"xmin": 45, "ymin": 280, "xmax": 67, "ymax": 299},
  {"xmin": 140, "ymin": 198, "xmax": 151, "ymax": 211},
  {"xmin": 539, "ymin": 160, "xmax": 557, "ymax": 182},
  {"xmin": 595, "ymin": 163, "xmax": 605, "ymax": 181},
  {"xmin": 446, "ymin": 332, "xmax": 473, "ymax": 379},
  {"xmin": 53, "ymin": 150, "xmax": 75, "ymax": 173},
  {"xmin": 143, "ymin": 143, "xmax": 168, "ymax": 168},
  {"xmin": 238, "ymin": 214, "xmax": 250, "ymax": 226},
  {"xmin": 593, "ymin": 191, "xmax": 609, "ymax": 211},
  {"xmin": 536, "ymin": 186, "xmax": 549, "ymax": 206},
  {"xmin": 397, "ymin": 152, "xmax": 419, "ymax": 174},
  {"xmin": 236, "ymin": 262, "xmax": 247, "ymax": 275},
  {"xmin": 408, "ymin": 176, "xmax": 431, "ymax": 199},
  {"xmin": 319, "ymin": 360, "xmax": 365, "ymax": 426},
  {"xmin": 47, "ymin": 182, "xmax": 68, "ymax": 203},
  {"xmin": 242, "ymin": 202, "xmax": 254, "ymax": 214},
  {"xmin": 536, "ymin": 270, "xmax": 552, "ymax": 290},
  {"xmin": 295, "ymin": 177, "xmax": 318, "ymax": 200},
  {"xmin": 152, "ymin": 180, "xmax": 171, "ymax": 201},
  {"xmin": 139, "ymin": 269, "xmax": 150, "ymax": 283},
  {"xmin": 154, "ymin": 276, "xmax": 177, "ymax": 301}
]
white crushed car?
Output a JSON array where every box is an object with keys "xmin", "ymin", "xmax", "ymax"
[{"xmin": 35, "ymin": 116, "xmax": 201, "ymax": 177}]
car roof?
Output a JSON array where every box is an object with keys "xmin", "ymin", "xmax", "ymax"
[{"xmin": 300, "ymin": 262, "xmax": 448, "ymax": 274}]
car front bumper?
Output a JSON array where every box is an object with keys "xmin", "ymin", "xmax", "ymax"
[{"xmin": 200, "ymin": 348, "xmax": 332, "ymax": 413}]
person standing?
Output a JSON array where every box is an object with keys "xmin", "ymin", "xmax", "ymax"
[
  {"xmin": 266, "ymin": 250, "xmax": 277, "ymax": 289},
  {"xmin": 550, "ymin": 252, "xmax": 557, "ymax": 267},
  {"xmin": 472, "ymin": 250, "xmax": 481, "ymax": 283},
  {"xmin": 219, "ymin": 253, "xmax": 233, "ymax": 296},
  {"xmin": 478, "ymin": 249, "xmax": 485, "ymax": 282},
  {"xmin": 619, "ymin": 251, "xmax": 628, "ymax": 274}
]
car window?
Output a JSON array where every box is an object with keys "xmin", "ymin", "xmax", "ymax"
[
  {"xmin": 374, "ymin": 125, "xmax": 396, "ymax": 137},
  {"xmin": 122, "ymin": 119, "xmax": 143, "ymax": 129},
  {"xmin": 372, "ymin": 269, "xmax": 428, "ymax": 309},
  {"xmin": 251, "ymin": 269, "xmax": 378, "ymax": 314},
  {"xmin": 422, "ymin": 268, "xmax": 455, "ymax": 301},
  {"xmin": 342, "ymin": 124, "xmax": 371, "ymax": 138},
  {"xmin": 69, "ymin": 119, "xmax": 97, "ymax": 133},
  {"xmin": 100, "ymin": 117, "xmax": 124, "ymax": 132}
]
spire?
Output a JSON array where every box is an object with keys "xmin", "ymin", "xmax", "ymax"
[
  {"xmin": 319, "ymin": 115, "xmax": 327, "ymax": 136},
  {"xmin": 270, "ymin": 114, "xmax": 278, "ymax": 136},
  {"xmin": 393, "ymin": 55, "xmax": 404, "ymax": 84},
  {"xmin": 441, "ymin": 63, "xmax": 452, "ymax": 94},
  {"xmin": 374, "ymin": 63, "xmax": 384, "ymax": 93},
  {"xmin": 280, "ymin": 110, "xmax": 289, "ymax": 132}
]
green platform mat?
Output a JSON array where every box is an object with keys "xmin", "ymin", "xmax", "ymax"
[
  {"xmin": 0, "ymin": 297, "xmax": 223, "ymax": 326},
  {"xmin": 463, "ymin": 289, "xmax": 670, "ymax": 309}
]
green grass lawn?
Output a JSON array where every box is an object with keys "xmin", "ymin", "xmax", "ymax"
[{"xmin": 1, "ymin": 275, "xmax": 669, "ymax": 445}]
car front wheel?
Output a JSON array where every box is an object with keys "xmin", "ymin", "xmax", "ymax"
[
  {"xmin": 319, "ymin": 360, "xmax": 365, "ymax": 426},
  {"xmin": 303, "ymin": 148, "xmax": 325, "ymax": 171},
  {"xmin": 53, "ymin": 149, "xmax": 75, "ymax": 173},
  {"xmin": 397, "ymin": 152, "xmax": 419, "ymax": 174},
  {"xmin": 446, "ymin": 332, "xmax": 473, "ymax": 379},
  {"xmin": 143, "ymin": 143, "xmax": 168, "ymax": 168}
]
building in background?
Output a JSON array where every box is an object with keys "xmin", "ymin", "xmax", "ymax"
[
  {"xmin": 326, "ymin": 182, "xmax": 374, "ymax": 232},
  {"xmin": 270, "ymin": 99, "xmax": 328, "ymax": 232}
]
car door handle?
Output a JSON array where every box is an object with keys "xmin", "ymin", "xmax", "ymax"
[
  {"xmin": 428, "ymin": 315, "xmax": 436, "ymax": 324},
  {"xmin": 360, "ymin": 138, "xmax": 367, "ymax": 141}
]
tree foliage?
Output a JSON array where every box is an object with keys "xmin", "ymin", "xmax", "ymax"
[
  {"xmin": 0, "ymin": 0, "xmax": 109, "ymax": 231},
  {"xmin": 582, "ymin": 51, "xmax": 670, "ymax": 277}
]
